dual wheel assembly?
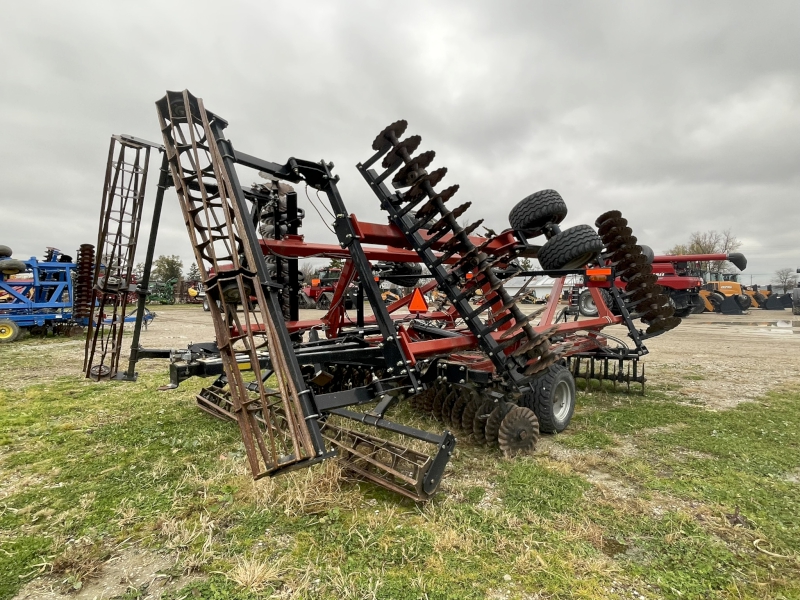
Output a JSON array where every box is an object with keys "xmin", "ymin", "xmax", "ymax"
[
  {"xmin": 508, "ymin": 190, "xmax": 604, "ymax": 271},
  {"xmin": 410, "ymin": 363, "xmax": 576, "ymax": 458},
  {"xmin": 0, "ymin": 245, "xmax": 27, "ymax": 277}
]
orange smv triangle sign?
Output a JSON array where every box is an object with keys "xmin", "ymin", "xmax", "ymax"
[{"xmin": 408, "ymin": 288, "xmax": 429, "ymax": 313}]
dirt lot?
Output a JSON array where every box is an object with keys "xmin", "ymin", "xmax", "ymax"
[
  {"xmin": 8, "ymin": 303, "xmax": 798, "ymax": 409},
  {"xmin": 162, "ymin": 305, "xmax": 800, "ymax": 408}
]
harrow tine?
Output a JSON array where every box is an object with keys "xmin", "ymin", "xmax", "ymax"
[
  {"xmin": 595, "ymin": 210, "xmax": 623, "ymax": 227},
  {"xmin": 641, "ymin": 362, "xmax": 646, "ymax": 395},
  {"xmin": 460, "ymin": 395, "xmax": 481, "ymax": 431},
  {"xmin": 372, "ymin": 120, "xmax": 408, "ymax": 152},
  {"xmin": 512, "ymin": 335, "xmax": 550, "ymax": 358},
  {"xmin": 439, "ymin": 234, "xmax": 468, "ymax": 253},
  {"xmin": 419, "ymin": 227, "xmax": 456, "ymax": 251},
  {"xmin": 440, "ymin": 390, "xmax": 458, "ymax": 424},
  {"xmin": 381, "ymin": 135, "xmax": 422, "ymax": 169},
  {"xmin": 415, "ymin": 185, "xmax": 460, "ymax": 219},
  {"xmin": 428, "ymin": 202, "xmax": 472, "ymax": 234},
  {"xmin": 597, "ymin": 216, "xmax": 628, "ymax": 237},
  {"xmin": 498, "ymin": 311, "xmax": 549, "ymax": 340},
  {"xmin": 496, "ymin": 329, "xmax": 528, "ymax": 350},
  {"xmin": 472, "ymin": 400, "xmax": 494, "ymax": 444},
  {"xmin": 524, "ymin": 351, "xmax": 558, "ymax": 376},
  {"xmin": 642, "ymin": 315, "xmax": 682, "ymax": 339},
  {"xmin": 396, "ymin": 191, "xmax": 432, "ymax": 217},
  {"xmin": 625, "ymin": 272, "xmax": 658, "ymax": 290},
  {"xmin": 605, "ymin": 234, "xmax": 639, "ymax": 254},
  {"xmin": 406, "ymin": 167, "xmax": 448, "ymax": 197},
  {"xmin": 605, "ymin": 225, "xmax": 633, "ymax": 240},
  {"xmin": 392, "ymin": 150, "xmax": 436, "ymax": 188},
  {"xmin": 484, "ymin": 312, "xmax": 515, "ymax": 333},
  {"xmin": 460, "ymin": 219, "xmax": 485, "ymax": 237}
]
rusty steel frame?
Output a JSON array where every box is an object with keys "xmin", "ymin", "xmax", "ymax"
[
  {"xmin": 156, "ymin": 90, "xmax": 328, "ymax": 477},
  {"xmin": 83, "ymin": 136, "xmax": 150, "ymax": 380}
]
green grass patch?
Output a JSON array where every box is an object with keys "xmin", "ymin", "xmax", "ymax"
[{"xmin": 2, "ymin": 350, "xmax": 800, "ymax": 599}]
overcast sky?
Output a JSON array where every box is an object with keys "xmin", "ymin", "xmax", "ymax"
[{"xmin": 1, "ymin": 1, "xmax": 797, "ymax": 284}]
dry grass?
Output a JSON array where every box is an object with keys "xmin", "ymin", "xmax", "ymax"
[
  {"xmin": 245, "ymin": 458, "xmax": 361, "ymax": 517},
  {"xmin": 321, "ymin": 567, "xmax": 382, "ymax": 600},
  {"xmin": 49, "ymin": 536, "xmax": 111, "ymax": 592},
  {"xmin": 227, "ymin": 555, "xmax": 288, "ymax": 593}
]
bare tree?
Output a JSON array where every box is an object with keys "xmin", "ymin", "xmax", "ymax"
[
  {"xmin": 665, "ymin": 229, "xmax": 741, "ymax": 274},
  {"xmin": 300, "ymin": 261, "xmax": 317, "ymax": 283},
  {"xmin": 773, "ymin": 268, "xmax": 797, "ymax": 293}
]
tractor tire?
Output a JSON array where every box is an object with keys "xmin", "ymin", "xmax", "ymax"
[
  {"xmin": 537, "ymin": 225, "xmax": 604, "ymax": 271},
  {"xmin": 317, "ymin": 292, "xmax": 333, "ymax": 310},
  {"xmin": 385, "ymin": 262, "xmax": 423, "ymax": 287},
  {"xmin": 508, "ymin": 189, "xmax": 568, "ymax": 238},
  {"xmin": 0, "ymin": 259, "xmax": 27, "ymax": 276},
  {"xmin": 578, "ymin": 289, "xmax": 599, "ymax": 317},
  {"xmin": 691, "ymin": 295, "xmax": 706, "ymax": 314},
  {"xmin": 708, "ymin": 291, "xmax": 726, "ymax": 310},
  {"xmin": 735, "ymin": 294, "xmax": 752, "ymax": 310},
  {"xmin": 0, "ymin": 319, "xmax": 20, "ymax": 343},
  {"xmin": 298, "ymin": 291, "xmax": 316, "ymax": 310},
  {"xmin": 0, "ymin": 245, "xmax": 11, "ymax": 258},
  {"xmin": 519, "ymin": 363, "xmax": 576, "ymax": 434},
  {"xmin": 753, "ymin": 292, "xmax": 768, "ymax": 307}
]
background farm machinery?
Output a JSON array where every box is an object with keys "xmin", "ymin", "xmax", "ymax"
[
  {"xmin": 88, "ymin": 90, "xmax": 682, "ymax": 500},
  {"xmin": 0, "ymin": 247, "xmax": 84, "ymax": 342},
  {"xmin": 573, "ymin": 251, "xmax": 797, "ymax": 317},
  {"xmin": 0, "ymin": 241, "xmax": 155, "ymax": 346}
]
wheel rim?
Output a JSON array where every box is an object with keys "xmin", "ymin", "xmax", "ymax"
[
  {"xmin": 552, "ymin": 380, "xmax": 572, "ymax": 421},
  {"xmin": 562, "ymin": 252, "xmax": 597, "ymax": 270},
  {"xmin": 0, "ymin": 324, "xmax": 11, "ymax": 340},
  {"xmin": 579, "ymin": 292, "xmax": 597, "ymax": 315}
]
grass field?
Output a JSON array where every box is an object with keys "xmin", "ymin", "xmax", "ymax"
[{"xmin": 1, "ymin": 336, "xmax": 799, "ymax": 599}]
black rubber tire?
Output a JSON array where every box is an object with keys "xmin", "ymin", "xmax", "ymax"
[
  {"xmin": 638, "ymin": 244, "xmax": 655, "ymax": 265},
  {"xmin": 793, "ymin": 304, "xmax": 800, "ymax": 316},
  {"xmin": 508, "ymin": 189, "xmax": 568, "ymax": 238},
  {"xmin": 753, "ymin": 292, "xmax": 768, "ymax": 307},
  {"xmin": 298, "ymin": 292, "xmax": 316, "ymax": 309},
  {"xmin": 690, "ymin": 294, "xmax": 706, "ymax": 314},
  {"xmin": 537, "ymin": 225, "xmax": 604, "ymax": 271},
  {"xmin": 317, "ymin": 293, "xmax": 332, "ymax": 310},
  {"xmin": 578, "ymin": 289, "xmax": 599, "ymax": 317},
  {"xmin": 0, "ymin": 319, "xmax": 20, "ymax": 343},
  {"xmin": 0, "ymin": 245, "xmax": 11, "ymax": 258},
  {"xmin": 708, "ymin": 291, "xmax": 726, "ymax": 309},
  {"xmin": 384, "ymin": 262, "xmax": 422, "ymax": 287},
  {"xmin": 735, "ymin": 294, "xmax": 752, "ymax": 310},
  {"xmin": 0, "ymin": 259, "xmax": 27, "ymax": 275},
  {"xmin": 520, "ymin": 363, "xmax": 576, "ymax": 434}
]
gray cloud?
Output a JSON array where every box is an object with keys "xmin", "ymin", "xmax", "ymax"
[{"xmin": 0, "ymin": 0, "xmax": 797, "ymax": 283}]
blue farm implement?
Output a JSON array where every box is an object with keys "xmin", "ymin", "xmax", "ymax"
[{"xmin": 0, "ymin": 246, "xmax": 154, "ymax": 344}]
